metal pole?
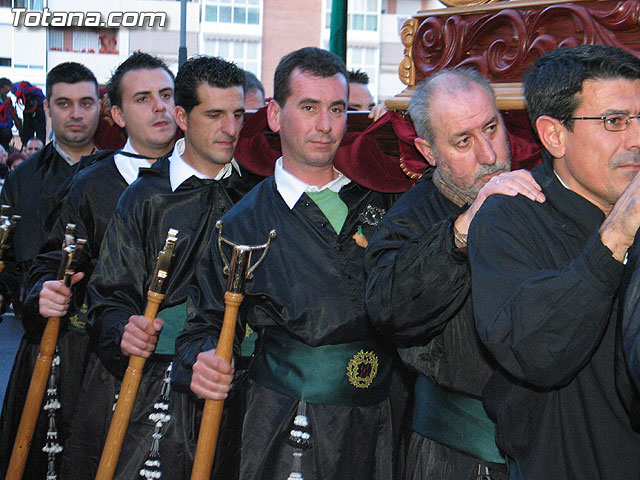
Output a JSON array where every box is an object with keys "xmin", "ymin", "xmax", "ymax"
[{"xmin": 178, "ymin": 0, "xmax": 187, "ymax": 68}]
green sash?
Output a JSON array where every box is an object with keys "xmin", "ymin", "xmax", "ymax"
[
  {"xmin": 155, "ymin": 302, "xmax": 188, "ymax": 355},
  {"xmin": 413, "ymin": 375, "xmax": 505, "ymax": 464},
  {"xmin": 249, "ymin": 327, "xmax": 391, "ymax": 406}
]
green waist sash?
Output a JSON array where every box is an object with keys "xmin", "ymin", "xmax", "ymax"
[
  {"xmin": 155, "ymin": 302, "xmax": 188, "ymax": 355},
  {"xmin": 249, "ymin": 328, "xmax": 391, "ymax": 406},
  {"xmin": 413, "ymin": 375, "xmax": 505, "ymax": 464}
]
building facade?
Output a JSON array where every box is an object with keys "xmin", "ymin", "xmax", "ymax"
[{"xmin": 0, "ymin": 0, "xmax": 443, "ymax": 110}]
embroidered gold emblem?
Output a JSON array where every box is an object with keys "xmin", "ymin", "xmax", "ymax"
[
  {"xmin": 346, "ymin": 350, "xmax": 378, "ymax": 389},
  {"xmin": 68, "ymin": 302, "xmax": 88, "ymax": 330},
  {"xmin": 245, "ymin": 324, "xmax": 255, "ymax": 338}
]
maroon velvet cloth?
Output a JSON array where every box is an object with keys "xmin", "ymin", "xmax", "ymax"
[{"xmin": 92, "ymin": 87, "xmax": 127, "ymax": 151}]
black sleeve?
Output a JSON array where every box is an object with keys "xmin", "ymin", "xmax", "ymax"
[
  {"xmin": 365, "ymin": 187, "xmax": 469, "ymax": 347},
  {"xmin": 469, "ymin": 197, "xmax": 623, "ymax": 389},
  {"xmin": 23, "ymin": 179, "xmax": 94, "ymax": 335},
  {"xmin": 86, "ymin": 199, "xmax": 150, "ymax": 377}
]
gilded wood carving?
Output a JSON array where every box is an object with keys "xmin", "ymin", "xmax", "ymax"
[
  {"xmin": 399, "ymin": 18, "xmax": 419, "ymax": 86},
  {"xmin": 409, "ymin": 1, "xmax": 640, "ymax": 84}
]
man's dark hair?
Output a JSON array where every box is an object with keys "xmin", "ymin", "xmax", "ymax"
[
  {"xmin": 0, "ymin": 78, "xmax": 11, "ymax": 89},
  {"xmin": 243, "ymin": 70, "xmax": 264, "ymax": 98},
  {"xmin": 175, "ymin": 55, "xmax": 245, "ymax": 113},
  {"xmin": 348, "ymin": 69, "xmax": 369, "ymax": 85},
  {"xmin": 46, "ymin": 62, "xmax": 98, "ymax": 101},
  {"xmin": 409, "ymin": 68, "xmax": 495, "ymax": 146},
  {"xmin": 107, "ymin": 51, "xmax": 174, "ymax": 108},
  {"xmin": 273, "ymin": 47, "xmax": 348, "ymax": 106},
  {"xmin": 524, "ymin": 45, "xmax": 640, "ymax": 135}
]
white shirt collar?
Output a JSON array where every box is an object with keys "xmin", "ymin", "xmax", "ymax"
[
  {"xmin": 169, "ymin": 138, "xmax": 241, "ymax": 191},
  {"xmin": 273, "ymin": 157, "xmax": 351, "ymax": 210},
  {"xmin": 114, "ymin": 139, "xmax": 155, "ymax": 185},
  {"xmin": 553, "ymin": 169, "xmax": 571, "ymax": 190}
]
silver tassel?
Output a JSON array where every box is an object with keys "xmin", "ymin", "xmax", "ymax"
[
  {"xmin": 139, "ymin": 363, "xmax": 173, "ymax": 479},
  {"xmin": 42, "ymin": 348, "xmax": 62, "ymax": 480},
  {"xmin": 286, "ymin": 401, "xmax": 311, "ymax": 480}
]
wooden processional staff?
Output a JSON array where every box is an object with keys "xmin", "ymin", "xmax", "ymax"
[
  {"xmin": 190, "ymin": 221, "xmax": 276, "ymax": 480},
  {"xmin": 7, "ymin": 223, "xmax": 85, "ymax": 479},
  {"xmin": 95, "ymin": 228, "xmax": 179, "ymax": 480}
]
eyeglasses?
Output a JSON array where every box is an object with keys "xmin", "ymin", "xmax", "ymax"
[{"xmin": 570, "ymin": 113, "xmax": 640, "ymax": 132}]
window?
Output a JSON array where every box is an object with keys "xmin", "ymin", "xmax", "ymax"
[
  {"xmin": 204, "ymin": 0, "xmax": 260, "ymax": 25},
  {"xmin": 348, "ymin": 46, "xmax": 378, "ymax": 96},
  {"xmin": 326, "ymin": 0, "xmax": 379, "ymax": 32},
  {"xmin": 73, "ymin": 31, "xmax": 101, "ymax": 54},
  {"xmin": 204, "ymin": 39, "xmax": 260, "ymax": 77},
  {"xmin": 49, "ymin": 28, "xmax": 118, "ymax": 54},
  {"xmin": 0, "ymin": 24, "xmax": 11, "ymax": 66},
  {"xmin": 13, "ymin": 0, "xmax": 43, "ymax": 10}
]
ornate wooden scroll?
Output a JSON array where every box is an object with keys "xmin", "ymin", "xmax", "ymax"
[{"xmin": 394, "ymin": 0, "xmax": 640, "ymax": 109}]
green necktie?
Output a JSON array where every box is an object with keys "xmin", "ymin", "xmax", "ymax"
[{"xmin": 307, "ymin": 189, "xmax": 348, "ymax": 234}]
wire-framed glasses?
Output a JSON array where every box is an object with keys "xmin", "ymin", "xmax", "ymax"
[{"xmin": 570, "ymin": 113, "xmax": 640, "ymax": 132}]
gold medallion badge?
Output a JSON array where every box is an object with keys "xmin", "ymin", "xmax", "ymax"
[{"xmin": 346, "ymin": 350, "xmax": 379, "ymax": 389}]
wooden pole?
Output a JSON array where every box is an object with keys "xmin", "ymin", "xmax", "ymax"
[
  {"xmin": 95, "ymin": 228, "xmax": 178, "ymax": 480},
  {"xmin": 95, "ymin": 291, "xmax": 164, "ymax": 480},
  {"xmin": 6, "ymin": 227, "xmax": 82, "ymax": 479},
  {"xmin": 5, "ymin": 316, "xmax": 61, "ymax": 479},
  {"xmin": 190, "ymin": 291, "xmax": 243, "ymax": 480}
]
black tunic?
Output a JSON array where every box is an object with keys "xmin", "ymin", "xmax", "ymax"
[
  {"xmin": 469, "ymin": 159, "xmax": 640, "ymax": 479},
  {"xmin": 173, "ymin": 177, "xmax": 397, "ymax": 480},
  {"xmin": 0, "ymin": 147, "xmax": 108, "ymax": 480},
  {"xmin": 365, "ymin": 174, "xmax": 504, "ymax": 478},
  {"xmin": 0, "ymin": 143, "xmax": 81, "ymax": 308},
  {"xmin": 61, "ymin": 157, "xmax": 258, "ymax": 480}
]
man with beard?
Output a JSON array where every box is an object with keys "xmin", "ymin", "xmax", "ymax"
[
  {"xmin": 173, "ymin": 47, "xmax": 397, "ymax": 480},
  {"xmin": 469, "ymin": 45, "xmax": 640, "ymax": 478},
  {"xmin": 4, "ymin": 52, "xmax": 177, "ymax": 480},
  {"xmin": 0, "ymin": 61, "xmax": 101, "ymax": 480},
  {"xmin": 365, "ymin": 68, "xmax": 544, "ymax": 479},
  {"xmin": 78, "ymin": 54, "xmax": 260, "ymax": 479}
]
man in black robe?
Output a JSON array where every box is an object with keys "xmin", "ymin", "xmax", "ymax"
[
  {"xmin": 469, "ymin": 45, "xmax": 640, "ymax": 479},
  {"xmin": 173, "ymin": 47, "xmax": 397, "ymax": 480},
  {"xmin": 365, "ymin": 68, "xmax": 544, "ymax": 479},
  {"xmin": 71, "ymin": 55, "xmax": 259, "ymax": 479},
  {"xmin": 2, "ymin": 52, "xmax": 177, "ymax": 480},
  {"xmin": 0, "ymin": 62, "xmax": 100, "ymax": 480}
]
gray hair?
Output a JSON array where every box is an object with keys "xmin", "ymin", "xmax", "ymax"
[{"xmin": 408, "ymin": 68, "xmax": 496, "ymax": 146}]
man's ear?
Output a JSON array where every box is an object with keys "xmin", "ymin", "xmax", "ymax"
[
  {"xmin": 110, "ymin": 104, "xmax": 126, "ymax": 129},
  {"xmin": 535, "ymin": 116, "xmax": 566, "ymax": 159},
  {"xmin": 44, "ymin": 100, "xmax": 50, "ymax": 119},
  {"xmin": 414, "ymin": 137, "xmax": 436, "ymax": 167},
  {"xmin": 175, "ymin": 106, "xmax": 188, "ymax": 132},
  {"xmin": 266, "ymin": 100, "xmax": 281, "ymax": 133}
]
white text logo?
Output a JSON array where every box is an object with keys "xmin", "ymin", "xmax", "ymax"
[{"xmin": 12, "ymin": 8, "xmax": 167, "ymax": 28}]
